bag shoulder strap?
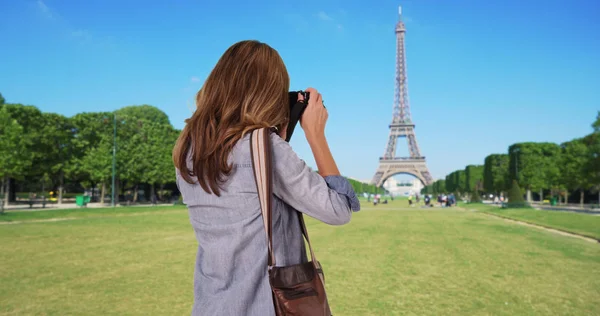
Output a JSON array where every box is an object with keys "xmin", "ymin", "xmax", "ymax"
[
  {"xmin": 297, "ymin": 212, "xmax": 319, "ymax": 268},
  {"xmin": 250, "ymin": 128, "xmax": 320, "ymax": 269},
  {"xmin": 250, "ymin": 128, "xmax": 275, "ymax": 267}
]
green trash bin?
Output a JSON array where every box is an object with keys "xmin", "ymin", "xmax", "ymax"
[
  {"xmin": 550, "ymin": 197, "xmax": 557, "ymax": 206},
  {"xmin": 75, "ymin": 195, "xmax": 88, "ymax": 207}
]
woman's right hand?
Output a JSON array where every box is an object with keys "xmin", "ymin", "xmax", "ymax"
[{"xmin": 299, "ymin": 87, "xmax": 328, "ymax": 139}]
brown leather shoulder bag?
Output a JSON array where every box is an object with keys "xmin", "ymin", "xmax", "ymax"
[{"xmin": 250, "ymin": 127, "xmax": 332, "ymax": 316}]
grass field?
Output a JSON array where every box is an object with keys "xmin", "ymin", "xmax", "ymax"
[
  {"xmin": 1, "ymin": 201, "xmax": 599, "ymax": 315},
  {"xmin": 463, "ymin": 203, "xmax": 600, "ymax": 240}
]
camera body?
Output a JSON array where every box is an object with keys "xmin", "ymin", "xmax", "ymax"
[
  {"xmin": 285, "ymin": 91, "xmax": 310, "ymax": 142},
  {"xmin": 288, "ymin": 91, "xmax": 310, "ymax": 106}
]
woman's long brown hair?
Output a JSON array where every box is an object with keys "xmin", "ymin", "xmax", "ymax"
[{"xmin": 173, "ymin": 40, "xmax": 290, "ymax": 196}]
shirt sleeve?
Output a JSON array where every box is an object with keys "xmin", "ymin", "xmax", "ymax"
[
  {"xmin": 270, "ymin": 133, "xmax": 360, "ymax": 226},
  {"xmin": 323, "ymin": 175, "xmax": 361, "ymax": 212}
]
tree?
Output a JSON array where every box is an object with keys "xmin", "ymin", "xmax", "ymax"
[
  {"xmin": 347, "ymin": 178, "xmax": 377, "ymax": 196},
  {"xmin": 0, "ymin": 104, "xmax": 45, "ymax": 134},
  {"xmin": 421, "ymin": 184, "xmax": 432, "ymax": 195},
  {"xmin": 137, "ymin": 120, "xmax": 179, "ymax": 202},
  {"xmin": 583, "ymin": 129, "xmax": 600, "ymax": 206},
  {"xmin": 0, "ymin": 107, "xmax": 33, "ymax": 208},
  {"xmin": 116, "ymin": 117, "xmax": 147, "ymax": 201},
  {"xmin": 37, "ymin": 113, "xmax": 74, "ymax": 204},
  {"xmin": 509, "ymin": 142, "xmax": 561, "ymax": 202},
  {"xmin": 0, "ymin": 93, "xmax": 5, "ymax": 106},
  {"xmin": 0, "ymin": 98, "xmax": 189, "ymax": 206},
  {"xmin": 483, "ymin": 154, "xmax": 509, "ymax": 195},
  {"xmin": 465, "ymin": 165, "xmax": 484, "ymax": 193},
  {"xmin": 470, "ymin": 191, "xmax": 482, "ymax": 203},
  {"xmin": 589, "ymin": 112, "xmax": 600, "ymax": 181},
  {"xmin": 506, "ymin": 180, "xmax": 526, "ymax": 207},
  {"xmin": 592, "ymin": 111, "xmax": 600, "ymax": 134},
  {"xmin": 73, "ymin": 113, "xmax": 110, "ymax": 201},
  {"xmin": 70, "ymin": 112, "xmax": 114, "ymax": 199},
  {"xmin": 560, "ymin": 138, "xmax": 589, "ymax": 206},
  {"xmin": 0, "ymin": 104, "xmax": 44, "ymax": 203},
  {"xmin": 445, "ymin": 170, "xmax": 460, "ymax": 193},
  {"xmin": 456, "ymin": 170, "xmax": 466, "ymax": 196},
  {"xmin": 114, "ymin": 105, "xmax": 174, "ymax": 202},
  {"xmin": 444, "ymin": 173, "xmax": 454, "ymax": 193},
  {"xmin": 115, "ymin": 105, "xmax": 171, "ymax": 126},
  {"xmin": 432, "ymin": 179, "xmax": 446, "ymax": 194},
  {"xmin": 543, "ymin": 144, "xmax": 564, "ymax": 201},
  {"xmin": 444, "ymin": 170, "xmax": 466, "ymax": 198},
  {"xmin": 79, "ymin": 137, "xmax": 113, "ymax": 202}
]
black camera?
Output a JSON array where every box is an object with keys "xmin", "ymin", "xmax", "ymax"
[
  {"xmin": 288, "ymin": 90, "xmax": 310, "ymax": 107},
  {"xmin": 285, "ymin": 91, "xmax": 310, "ymax": 142}
]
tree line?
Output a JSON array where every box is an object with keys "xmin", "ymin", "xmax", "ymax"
[
  {"xmin": 0, "ymin": 93, "xmax": 377, "ymax": 207},
  {"xmin": 0, "ymin": 93, "xmax": 179, "ymax": 206},
  {"xmin": 347, "ymin": 178, "xmax": 386, "ymax": 196},
  {"xmin": 421, "ymin": 113, "xmax": 600, "ymax": 206}
]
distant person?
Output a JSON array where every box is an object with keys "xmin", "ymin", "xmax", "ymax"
[
  {"xmin": 172, "ymin": 40, "xmax": 360, "ymax": 315},
  {"xmin": 125, "ymin": 191, "xmax": 133, "ymax": 205},
  {"xmin": 408, "ymin": 194, "xmax": 413, "ymax": 206}
]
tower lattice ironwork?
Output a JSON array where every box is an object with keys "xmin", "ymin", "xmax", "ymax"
[{"xmin": 371, "ymin": 6, "xmax": 433, "ymax": 187}]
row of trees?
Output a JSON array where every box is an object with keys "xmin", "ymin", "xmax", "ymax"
[
  {"xmin": 347, "ymin": 178, "xmax": 386, "ymax": 196},
  {"xmin": 0, "ymin": 93, "xmax": 379, "ymax": 207},
  {"xmin": 0, "ymin": 93, "xmax": 180, "ymax": 206},
  {"xmin": 421, "ymin": 113, "xmax": 600, "ymax": 206}
]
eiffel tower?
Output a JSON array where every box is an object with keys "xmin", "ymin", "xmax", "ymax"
[{"xmin": 371, "ymin": 6, "xmax": 433, "ymax": 188}]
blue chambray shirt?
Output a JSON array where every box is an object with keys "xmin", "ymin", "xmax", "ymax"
[{"xmin": 176, "ymin": 132, "xmax": 360, "ymax": 316}]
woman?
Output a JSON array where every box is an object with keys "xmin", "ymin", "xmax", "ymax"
[{"xmin": 173, "ymin": 40, "xmax": 360, "ymax": 316}]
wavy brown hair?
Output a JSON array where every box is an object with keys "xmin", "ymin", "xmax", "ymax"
[{"xmin": 173, "ymin": 40, "xmax": 290, "ymax": 196}]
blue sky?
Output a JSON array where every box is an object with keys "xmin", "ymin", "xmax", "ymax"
[{"xmin": 1, "ymin": 0, "xmax": 599, "ymax": 183}]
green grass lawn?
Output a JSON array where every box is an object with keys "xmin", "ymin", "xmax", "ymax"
[
  {"xmin": 0, "ymin": 205, "xmax": 185, "ymax": 223},
  {"xmin": 1, "ymin": 202, "xmax": 599, "ymax": 315},
  {"xmin": 463, "ymin": 203, "xmax": 600, "ymax": 240}
]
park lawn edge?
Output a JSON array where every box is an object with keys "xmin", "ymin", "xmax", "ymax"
[
  {"xmin": 464, "ymin": 203, "xmax": 600, "ymax": 241},
  {"xmin": 479, "ymin": 210, "xmax": 600, "ymax": 242}
]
